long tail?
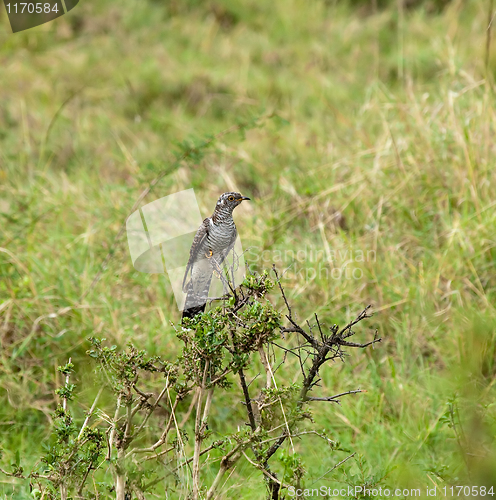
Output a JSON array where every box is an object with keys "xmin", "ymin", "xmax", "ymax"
[
  {"xmin": 181, "ymin": 275, "xmax": 213, "ymax": 321},
  {"xmin": 181, "ymin": 301, "xmax": 207, "ymax": 320}
]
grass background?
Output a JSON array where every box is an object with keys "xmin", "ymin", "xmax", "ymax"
[{"xmin": 1, "ymin": 0, "xmax": 496, "ymax": 497}]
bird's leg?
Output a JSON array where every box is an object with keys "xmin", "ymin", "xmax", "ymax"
[{"xmin": 211, "ymin": 256, "xmax": 224, "ymax": 282}]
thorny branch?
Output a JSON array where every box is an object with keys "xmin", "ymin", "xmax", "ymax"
[{"xmin": 1, "ymin": 268, "xmax": 379, "ymax": 500}]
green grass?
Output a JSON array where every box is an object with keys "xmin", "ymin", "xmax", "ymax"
[{"xmin": 1, "ymin": 0, "xmax": 496, "ymax": 497}]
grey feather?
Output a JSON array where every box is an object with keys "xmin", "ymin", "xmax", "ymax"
[{"xmin": 182, "ymin": 192, "xmax": 249, "ymax": 320}]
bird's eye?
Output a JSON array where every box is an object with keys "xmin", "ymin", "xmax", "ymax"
[{"xmin": 228, "ymin": 195, "xmax": 235, "ymax": 201}]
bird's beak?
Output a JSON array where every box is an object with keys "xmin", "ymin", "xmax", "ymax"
[{"xmin": 239, "ymin": 196, "xmax": 250, "ymax": 201}]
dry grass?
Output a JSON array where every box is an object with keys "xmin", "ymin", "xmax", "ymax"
[{"xmin": 1, "ymin": 0, "xmax": 496, "ymax": 496}]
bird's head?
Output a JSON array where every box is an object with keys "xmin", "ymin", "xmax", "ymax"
[{"xmin": 216, "ymin": 192, "xmax": 250, "ymax": 211}]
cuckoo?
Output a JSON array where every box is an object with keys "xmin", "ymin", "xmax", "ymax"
[{"xmin": 181, "ymin": 191, "xmax": 250, "ymax": 320}]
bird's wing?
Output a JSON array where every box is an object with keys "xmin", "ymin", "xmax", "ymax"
[{"xmin": 182, "ymin": 217, "xmax": 210, "ymax": 292}]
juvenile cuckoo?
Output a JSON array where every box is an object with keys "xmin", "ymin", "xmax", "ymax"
[{"xmin": 181, "ymin": 191, "xmax": 250, "ymax": 320}]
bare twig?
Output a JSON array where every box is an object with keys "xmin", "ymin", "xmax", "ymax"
[
  {"xmin": 77, "ymin": 388, "xmax": 104, "ymax": 441},
  {"xmin": 306, "ymin": 389, "xmax": 365, "ymax": 403},
  {"xmin": 309, "ymin": 452, "xmax": 356, "ymax": 486},
  {"xmin": 206, "ymin": 442, "xmax": 246, "ymax": 500},
  {"xmin": 106, "ymin": 393, "xmax": 122, "ymax": 461},
  {"xmin": 126, "ymin": 394, "xmax": 182, "ymax": 457},
  {"xmin": 171, "ymin": 441, "xmax": 225, "ymax": 473},
  {"xmin": 192, "ymin": 360, "xmax": 211, "ymax": 499},
  {"xmin": 242, "ymin": 451, "xmax": 288, "ymax": 489}
]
